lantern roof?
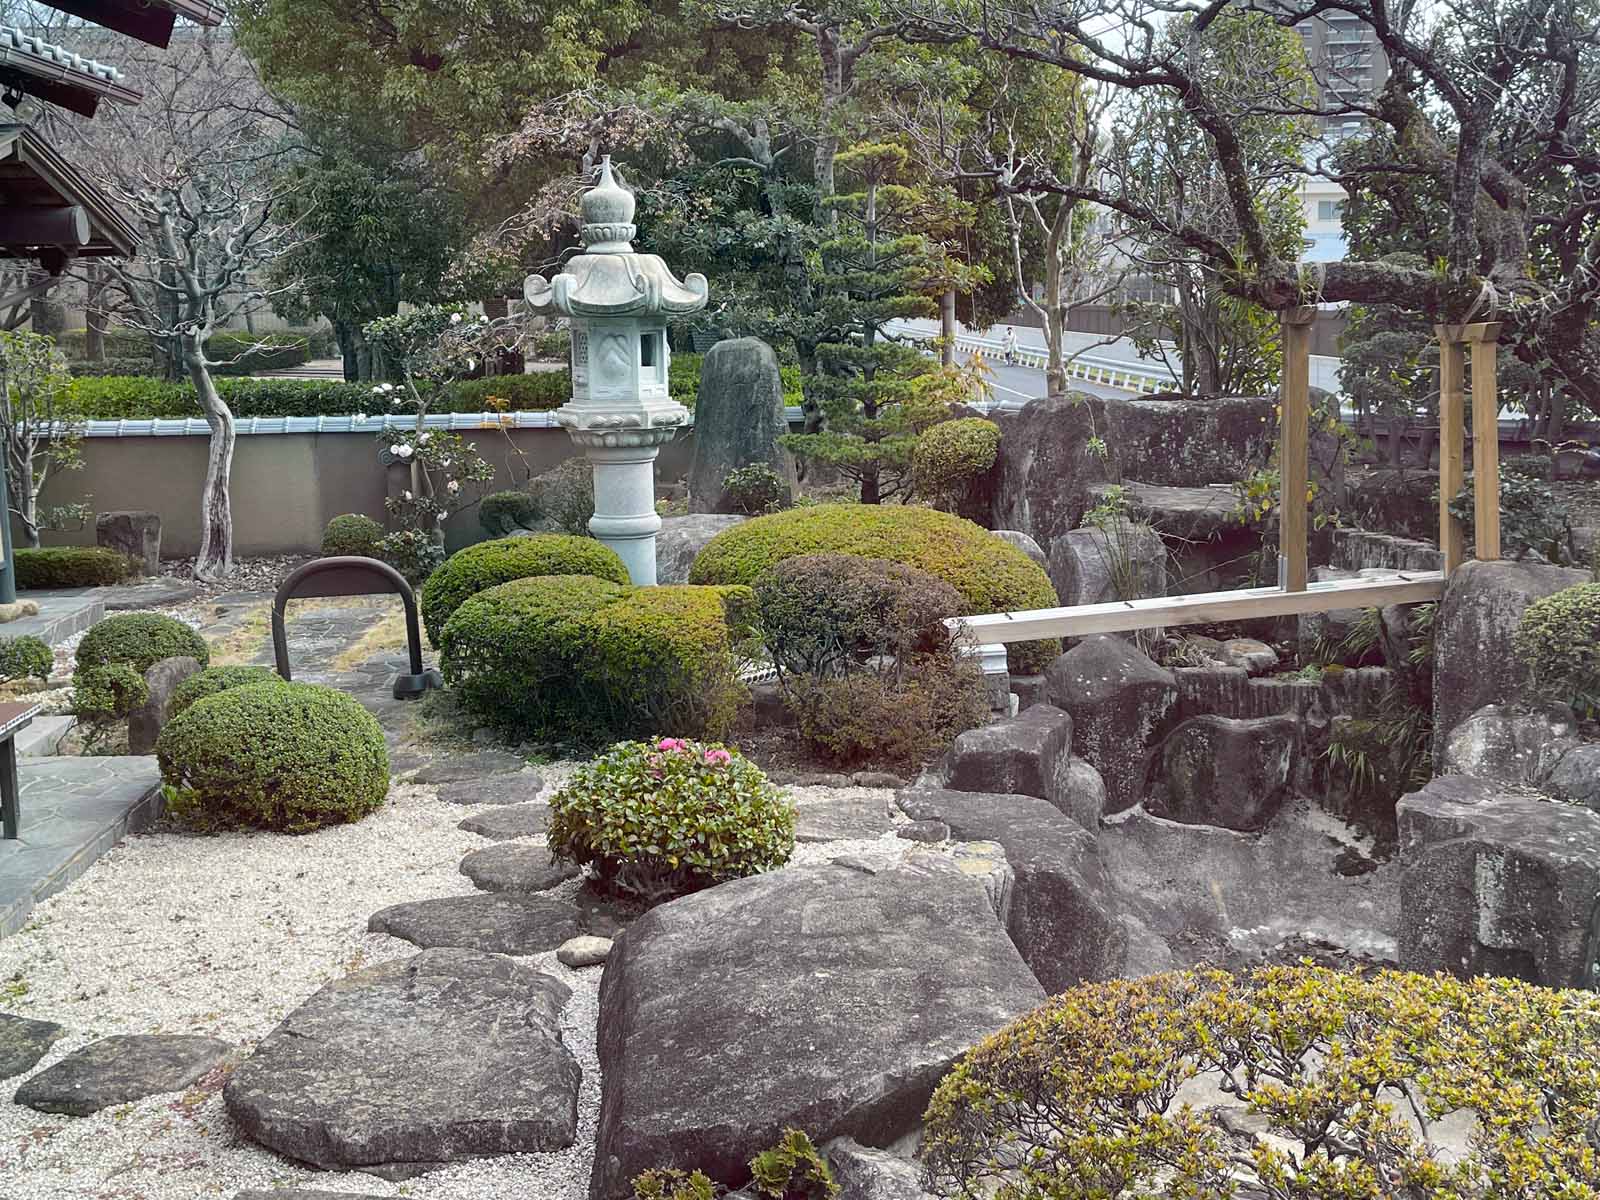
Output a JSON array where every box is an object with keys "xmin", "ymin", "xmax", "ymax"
[{"xmin": 524, "ymin": 157, "xmax": 708, "ymax": 319}]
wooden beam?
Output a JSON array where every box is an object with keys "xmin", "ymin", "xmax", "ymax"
[
  {"xmin": 1279, "ymin": 306, "xmax": 1316, "ymax": 592},
  {"xmin": 1435, "ymin": 325, "xmax": 1467, "ymax": 573},
  {"xmin": 1470, "ymin": 323, "xmax": 1502, "ymax": 560},
  {"xmin": 949, "ymin": 573, "xmax": 1447, "ymax": 645},
  {"xmin": 0, "ymin": 205, "xmax": 89, "ymax": 247}
]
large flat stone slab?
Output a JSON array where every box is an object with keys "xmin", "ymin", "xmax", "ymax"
[
  {"xmin": 412, "ymin": 751, "xmax": 529, "ymax": 785},
  {"xmin": 792, "ymin": 794, "xmax": 894, "ymax": 843},
  {"xmin": 588, "ymin": 861, "xmax": 1044, "ymax": 1199},
  {"xmin": 226, "ymin": 948, "xmax": 579, "ymax": 1172},
  {"xmin": 15, "ymin": 1033, "xmax": 230, "ymax": 1115},
  {"xmin": 368, "ymin": 892, "xmax": 614, "ymax": 954},
  {"xmin": 460, "ymin": 844, "xmax": 578, "ymax": 894},
  {"xmin": 435, "ymin": 772, "xmax": 546, "ymax": 806},
  {"xmin": 0, "ymin": 1012, "xmax": 66, "ymax": 1079},
  {"xmin": 458, "ymin": 802, "xmax": 550, "ymax": 840}
]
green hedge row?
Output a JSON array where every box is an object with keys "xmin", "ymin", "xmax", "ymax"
[
  {"xmin": 668, "ymin": 352, "xmax": 804, "ymax": 411},
  {"xmin": 56, "ymin": 328, "xmax": 337, "ymax": 373}
]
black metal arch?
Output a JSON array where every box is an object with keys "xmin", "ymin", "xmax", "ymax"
[{"xmin": 272, "ymin": 556, "xmax": 442, "ymax": 700}]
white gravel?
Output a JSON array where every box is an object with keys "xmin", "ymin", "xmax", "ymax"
[{"xmin": 0, "ymin": 769, "xmax": 913, "ymax": 1199}]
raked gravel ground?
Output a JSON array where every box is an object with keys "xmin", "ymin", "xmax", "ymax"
[{"xmin": 0, "ymin": 765, "xmax": 908, "ymax": 1200}]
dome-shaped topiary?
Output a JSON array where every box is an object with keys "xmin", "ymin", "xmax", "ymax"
[
  {"xmin": 76, "ymin": 612, "xmax": 209, "ymax": 676},
  {"xmin": 156, "ymin": 681, "xmax": 389, "ymax": 832},
  {"xmin": 1515, "ymin": 581, "xmax": 1600, "ymax": 717},
  {"xmin": 419, "ymin": 533, "xmax": 631, "ymax": 646},
  {"xmin": 169, "ymin": 664, "xmax": 286, "ymax": 718},
  {"xmin": 479, "ymin": 491, "xmax": 538, "ymax": 537},
  {"xmin": 914, "ymin": 417, "xmax": 1002, "ymax": 495},
  {"xmin": 548, "ymin": 738, "xmax": 794, "ymax": 903},
  {"xmin": 321, "ymin": 512, "xmax": 384, "ymax": 557},
  {"xmin": 689, "ymin": 503, "xmax": 1060, "ymax": 672}
]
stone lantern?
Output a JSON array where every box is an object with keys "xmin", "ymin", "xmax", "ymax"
[{"xmin": 523, "ymin": 157, "xmax": 708, "ymax": 585}]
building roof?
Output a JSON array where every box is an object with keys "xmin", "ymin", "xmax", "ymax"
[
  {"xmin": 0, "ymin": 123, "xmax": 138, "ymax": 266},
  {"xmin": 0, "ymin": 25, "xmax": 139, "ymax": 116},
  {"xmin": 34, "ymin": 1, "xmax": 224, "ymax": 50}
]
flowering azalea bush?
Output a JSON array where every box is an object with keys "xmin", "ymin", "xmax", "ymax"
[{"xmin": 547, "ymin": 738, "xmax": 795, "ymax": 904}]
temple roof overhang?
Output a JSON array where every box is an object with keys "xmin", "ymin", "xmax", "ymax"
[
  {"xmin": 0, "ymin": 123, "xmax": 138, "ymax": 269},
  {"xmin": 34, "ymin": 1, "xmax": 224, "ymax": 50}
]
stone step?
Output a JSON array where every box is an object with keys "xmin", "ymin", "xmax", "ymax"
[{"xmin": 16, "ymin": 714, "xmax": 74, "ymax": 758}]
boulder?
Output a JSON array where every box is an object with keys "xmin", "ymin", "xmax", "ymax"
[
  {"xmin": 1441, "ymin": 703, "xmax": 1581, "ymax": 787},
  {"xmin": 96, "ymin": 509, "xmax": 161, "ymax": 575},
  {"xmin": 943, "ymin": 703, "xmax": 1101, "ymax": 832},
  {"xmin": 1047, "ymin": 519, "xmax": 1167, "ymax": 607},
  {"xmin": 556, "ymin": 935, "xmax": 613, "ymax": 968},
  {"xmin": 1546, "ymin": 745, "xmax": 1600, "ymax": 810},
  {"xmin": 412, "ymin": 750, "xmax": 529, "ymax": 784},
  {"xmin": 1398, "ymin": 775, "xmax": 1600, "ymax": 987},
  {"xmin": 1217, "ymin": 639, "xmax": 1277, "ymax": 676},
  {"xmin": 898, "ymin": 788, "xmax": 1127, "ymax": 990},
  {"xmin": 687, "ymin": 337, "xmax": 798, "ymax": 514},
  {"xmin": 127, "ymin": 654, "xmax": 203, "ymax": 755},
  {"xmin": 434, "ymin": 772, "xmax": 546, "ymax": 806},
  {"xmin": 1433, "ymin": 559, "xmax": 1589, "ymax": 758},
  {"xmin": 15, "ymin": 1034, "xmax": 230, "ymax": 1116},
  {"xmin": 225, "ymin": 948, "xmax": 580, "ymax": 1172},
  {"xmin": 826, "ymin": 1137, "xmax": 938, "ymax": 1200},
  {"xmin": 656, "ymin": 513, "xmax": 747, "ymax": 585},
  {"xmin": 1098, "ymin": 394, "xmax": 1276, "ymax": 489},
  {"xmin": 1151, "ymin": 715, "xmax": 1299, "ymax": 832},
  {"xmin": 992, "ymin": 530, "xmax": 1047, "ymax": 570},
  {"xmin": 986, "ymin": 394, "xmax": 1104, "ymax": 547},
  {"xmin": 1045, "ymin": 635, "xmax": 1177, "ymax": 814},
  {"xmin": 792, "ymin": 793, "xmax": 895, "ymax": 843},
  {"xmin": 0, "ymin": 1012, "xmax": 66, "ymax": 1080},
  {"xmin": 587, "ymin": 861, "xmax": 1044, "ymax": 1199}
]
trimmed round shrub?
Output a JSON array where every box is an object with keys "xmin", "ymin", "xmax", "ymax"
[
  {"xmin": 789, "ymin": 656, "xmax": 989, "ymax": 768},
  {"xmin": 1515, "ymin": 581, "xmax": 1600, "ymax": 717},
  {"xmin": 913, "ymin": 416, "xmax": 1001, "ymax": 494},
  {"xmin": 76, "ymin": 612, "xmax": 209, "ymax": 677},
  {"xmin": 320, "ymin": 512, "xmax": 383, "ymax": 558},
  {"xmin": 0, "ymin": 634, "xmax": 52, "ymax": 684},
  {"xmin": 722, "ymin": 463, "xmax": 791, "ymax": 515},
  {"xmin": 547, "ymin": 737, "xmax": 794, "ymax": 903},
  {"xmin": 420, "ymin": 533, "xmax": 629, "ymax": 646},
  {"xmin": 439, "ymin": 575, "xmax": 751, "ymax": 743},
  {"xmin": 479, "ymin": 490, "xmax": 538, "ymax": 537},
  {"xmin": 169, "ymin": 664, "xmax": 285, "ymax": 718},
  {"xmin": 924, "ymin": 965, "xmax": 1600, "ymax": 1200},
  {"xmin": 689, "ymin": 503, "xmax": 1060, "ymax": 672},
  {"xmin": 14, "ymin": 546, "xmax": 132, "ymax": 588},
  {"xmin": 156, "ymin": 681, "xmax": 389, "ymax": 832}
]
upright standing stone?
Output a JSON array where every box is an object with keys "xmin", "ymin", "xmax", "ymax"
[
  {"xmin": 1048, "ymin": 519, "xmax": 1167, "ymax": 607},
  {"xmin": 687, "ymin": 338, "xmax": 797, "ymax": 514},
  {"xmin": 128, "ymin": 654, "xmax": 203, "ymax": 755},
  {"xmin": 96, "ymin": 510, "xmax": 161, "ymax": 575}
]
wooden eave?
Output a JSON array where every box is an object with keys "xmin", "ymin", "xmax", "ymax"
[
  {"xmin": 32, "ymin": 0, "xmax": 224, "ymax": 50},
  {"xmin": 0, "ymin": 123, "xmax": 139, "ymax": 261}
]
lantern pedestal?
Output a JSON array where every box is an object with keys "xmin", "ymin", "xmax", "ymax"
[{"xmin": 566, "ymin": 423, "xmax": 684, "ymax": 586}]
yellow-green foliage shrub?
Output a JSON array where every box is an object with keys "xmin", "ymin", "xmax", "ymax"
[
  {"xmin": 689, "ymin": 503, "xmax": 1060, "ymax": 671},
  {"xmin": 633, "ymin": 1128, "xmax": 836, "ymax": 1200},
  {"xmin": 913, "ymin": 416, "xmax": 1001, "ymax": 500},
  {"xmin": 439, "ymin": 575, "xmax": 751, "ymax": 742},
  {"xmin": 157, "ymin": 681, "xmax": 389, "ymax": 832},
  {"xmin": 419, "ymin": 533, "xmax": 630, "ymax": 646},
  {"xmin": 923, "ymin": 965, "xmax": 1600, "ymax": 1200},
  {"xmin": 1515, "ymin": 581, "xmax": 1600, "ymax": 718},
  {"xmin": 320, "ymin": 513, "xmax": 384, "ymax": 558}
]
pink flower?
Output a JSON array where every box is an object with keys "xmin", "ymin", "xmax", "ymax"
[
  {"xmin": 703, "ymin": 748, "xmax": 732, "ymax": 767},
  {"xmin": 657, "ymin": 738, "xmax": 686, "ymax": 752}
]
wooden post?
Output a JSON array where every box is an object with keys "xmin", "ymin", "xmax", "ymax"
[
  {"xmin": 1435, "ymin": 326, "xmax": 1467, "ymax": 573},
  {"xmin": 1279, "ymin": 306, "xmax": 1316, "ymax": 592},
  {"xmin": 1465, "ymin": 322, "xmax": 1502, "ymax": 561}
]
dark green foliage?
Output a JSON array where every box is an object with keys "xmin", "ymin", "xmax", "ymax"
[
  {"xmin": 14, "ymin": 546, "xmax": 131, "ymax": 589},
  {"xmin": 203, "ymin": 331, "xmax": 314, "ymax": 376},
  {"xmin": 1446, "ymin": 472, "xmax": 1576, "ymax": 564},
  {"xmin": 420, "ymin": 534, "xmax": 630, "ymax": 646},
  {"xmin": 439, "ymin": 575, "xmax": 751, "ymax": 743},
  {"xmin": 749, "ymin": 1129, "xmax": 839, "ymax": 1200},
  {"xmin": 376, "ymin": 529, "xmax": 447, "ymax": 585},
  {"xmin": 446, "ymin": 374, "xmax": 571, "ymax": 412},
  {"xmin": 789, "ymin": 655, "xmax": 989, "ymax": 769},
  {"xmin": 320, "ymin": 512, "xmax": 384, "ymax": 557},
  {"xmin": 1516, "ymin": 582, "xmax": 1600, "ymax": 718},
  {"xmin": 0, "ymin": 635, "xmax": 51, "ymax": 684},
  {"xmin": 722, "ymin": 463, "xmax": 791, "ymax": 516},
  {"xmin": 547, "ymin": 738, "xmax": 794, "ymax": 904},
  {"xmin": 157, "ymin": 682, "xmax": 389, "ymax": 833},
  {"xmin": 76, "ymin": 613, "xmax": 209, "ymax": 678},
  {"xmin": 479, "ymin": 490, "xmax": 538, "ymax": 536},
  {"xmin": 169, "ymin": 665, "xmax": 285, "ymax": 718},
  {"xmin": 72, "ymin": 663, "xmax": 148, "ymax": 723}
]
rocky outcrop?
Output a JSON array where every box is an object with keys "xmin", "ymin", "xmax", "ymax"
[
  {"xmin": 657, "ymin": 513, "xmax": 747, "ymax": 585},
  {"xmin": 943, "ymin": 703, "xmax": 1103, "ymax": 832},
  {"xmin": 225, "ymin": 948, "xmax": 580, "ymax": 1172},
  {"xmin": 587, "ymin": 861, "xmax": 1043, "ymax": 1199},
  {"xmin": 1047, "ymin": 519, "xmax": 1167, "ymax": 607},
  {"xmin": 96, "ymin": 509, "xmax": 161, "ymax": 574},
  {"xmin": 687, "ymin": 337, "xmax": 797, "ymax": 514},
  {"xmin": 1441, "ymin": 703, "xmax": 1581, "ymax": 787},
  {"xmin": 128, "ymin": 654, "xmax": 203, "ymax": 756},
  {"xmin": 1151, "ymin": 715, "xmax": 1299, "ymax": 832}
]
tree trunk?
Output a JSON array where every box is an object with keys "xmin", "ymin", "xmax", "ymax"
[
  {"xmin": 940, "ymin": 288, "xmax": 956, "ymax": 367},
  {"xmin": 185, "ymin": 338, "xmax": 235, "ymax": 581},
  {"xmin": 336, "ymin": 319, "xmax": 359, "ymax": 382},
  {"xmin": 812, "ymin": 28, "xmax": 843, "ymax": 225},
  {"xmin": 84, "ymin": 265, "xmax": 106, "ymax": 363}
]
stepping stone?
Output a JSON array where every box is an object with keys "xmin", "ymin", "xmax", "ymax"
[
  {"xmin": 792, "ymin": 794, "xmax": 894, "ymax": 843},
  {"xmin": 458, "ymin": 802, "xmax": 551, "ymax": 841},
  {"xmin": 14, "ymin": 1034, "xmax": 231, "ymax": 1116},
  {"xmin": 235, "ymin": 1192, "xmax": 393, "ymax": 1199},
  {"xmin": 0, "ymin": 1012, "xmax": 66, "ymax": 1079},
  {"xmin": 435, "ymin": 771, "xmax": 545, "ymax": 806},
  {"xmin": 369, "ymin": 893, "xmax": 589, "ymax": 955},
  {"xmin": 412, "ymin": 750, "xmax": 528, "ymax": 784},
  {"xmin": 460, "ymin": 844, "xmax": 578, "ymax": 894},
  {"xmin": 225, "ymin": 948, "xmax": 580, "ymax": 1173},
  {"xmin": 557, "ymin": 936, "xmax": 613, "ymax": 968},
  {"xmin": 588, "ymin": 860, "xmax": 1044, "ymax": 1199}
]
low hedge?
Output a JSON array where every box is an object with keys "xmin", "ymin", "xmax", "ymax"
[
  {"xmin": 205, "ymin": 331, "xmax": 312, "ymax": 376},
  {"xmin": 420, "ymin": 533, "xmax": 630, "ymax": 647},
  {"xmin": 439, "ymin": 574, "xmax": 751, "ymax": 742},
  {"xmin": 668, "ymin": 351, "xmax": 804, "ymax": 412},
  {"xmin": 168, "ymin": 664, "xmax": 285, "ymax": 718},
  {"xmin": 321, "ymin": 513, "xmax": 384, "ymax": 558},
  {"xmin": 0, "ymin": 635, "xmax": 52, "ymax": 684},
  {"xmin": 690, "ymin": 503, "xmax": 1061, "ymax": 672},
  {"xmin": 157, "ymin": 681, "xmax": 389, "ymax": 832},
  {"xmin": 15, "ymin": 546, "xmax": 132, "ymax": 589}
]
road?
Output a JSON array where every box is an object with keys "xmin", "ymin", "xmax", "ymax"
[{"xmin": 891, "ymin": 318, "xmax": 1165, "ymax": 403}]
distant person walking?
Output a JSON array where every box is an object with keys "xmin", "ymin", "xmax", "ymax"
[{"xmin": 1001, "ymin": 326, "xmax": 1019, "ymax": 365}]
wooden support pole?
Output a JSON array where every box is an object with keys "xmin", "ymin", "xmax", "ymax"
[
  {"xmin": 1435, "ymin": 326, "xmax": 1467, "ymax": 573},
  {"xmin": 1279, "ymin": 306, "xmax": 1316, "ymax": 592},
  {"xmin": 1465, "ymin": 322, "xmax": 1502, "ymax": 561}
]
